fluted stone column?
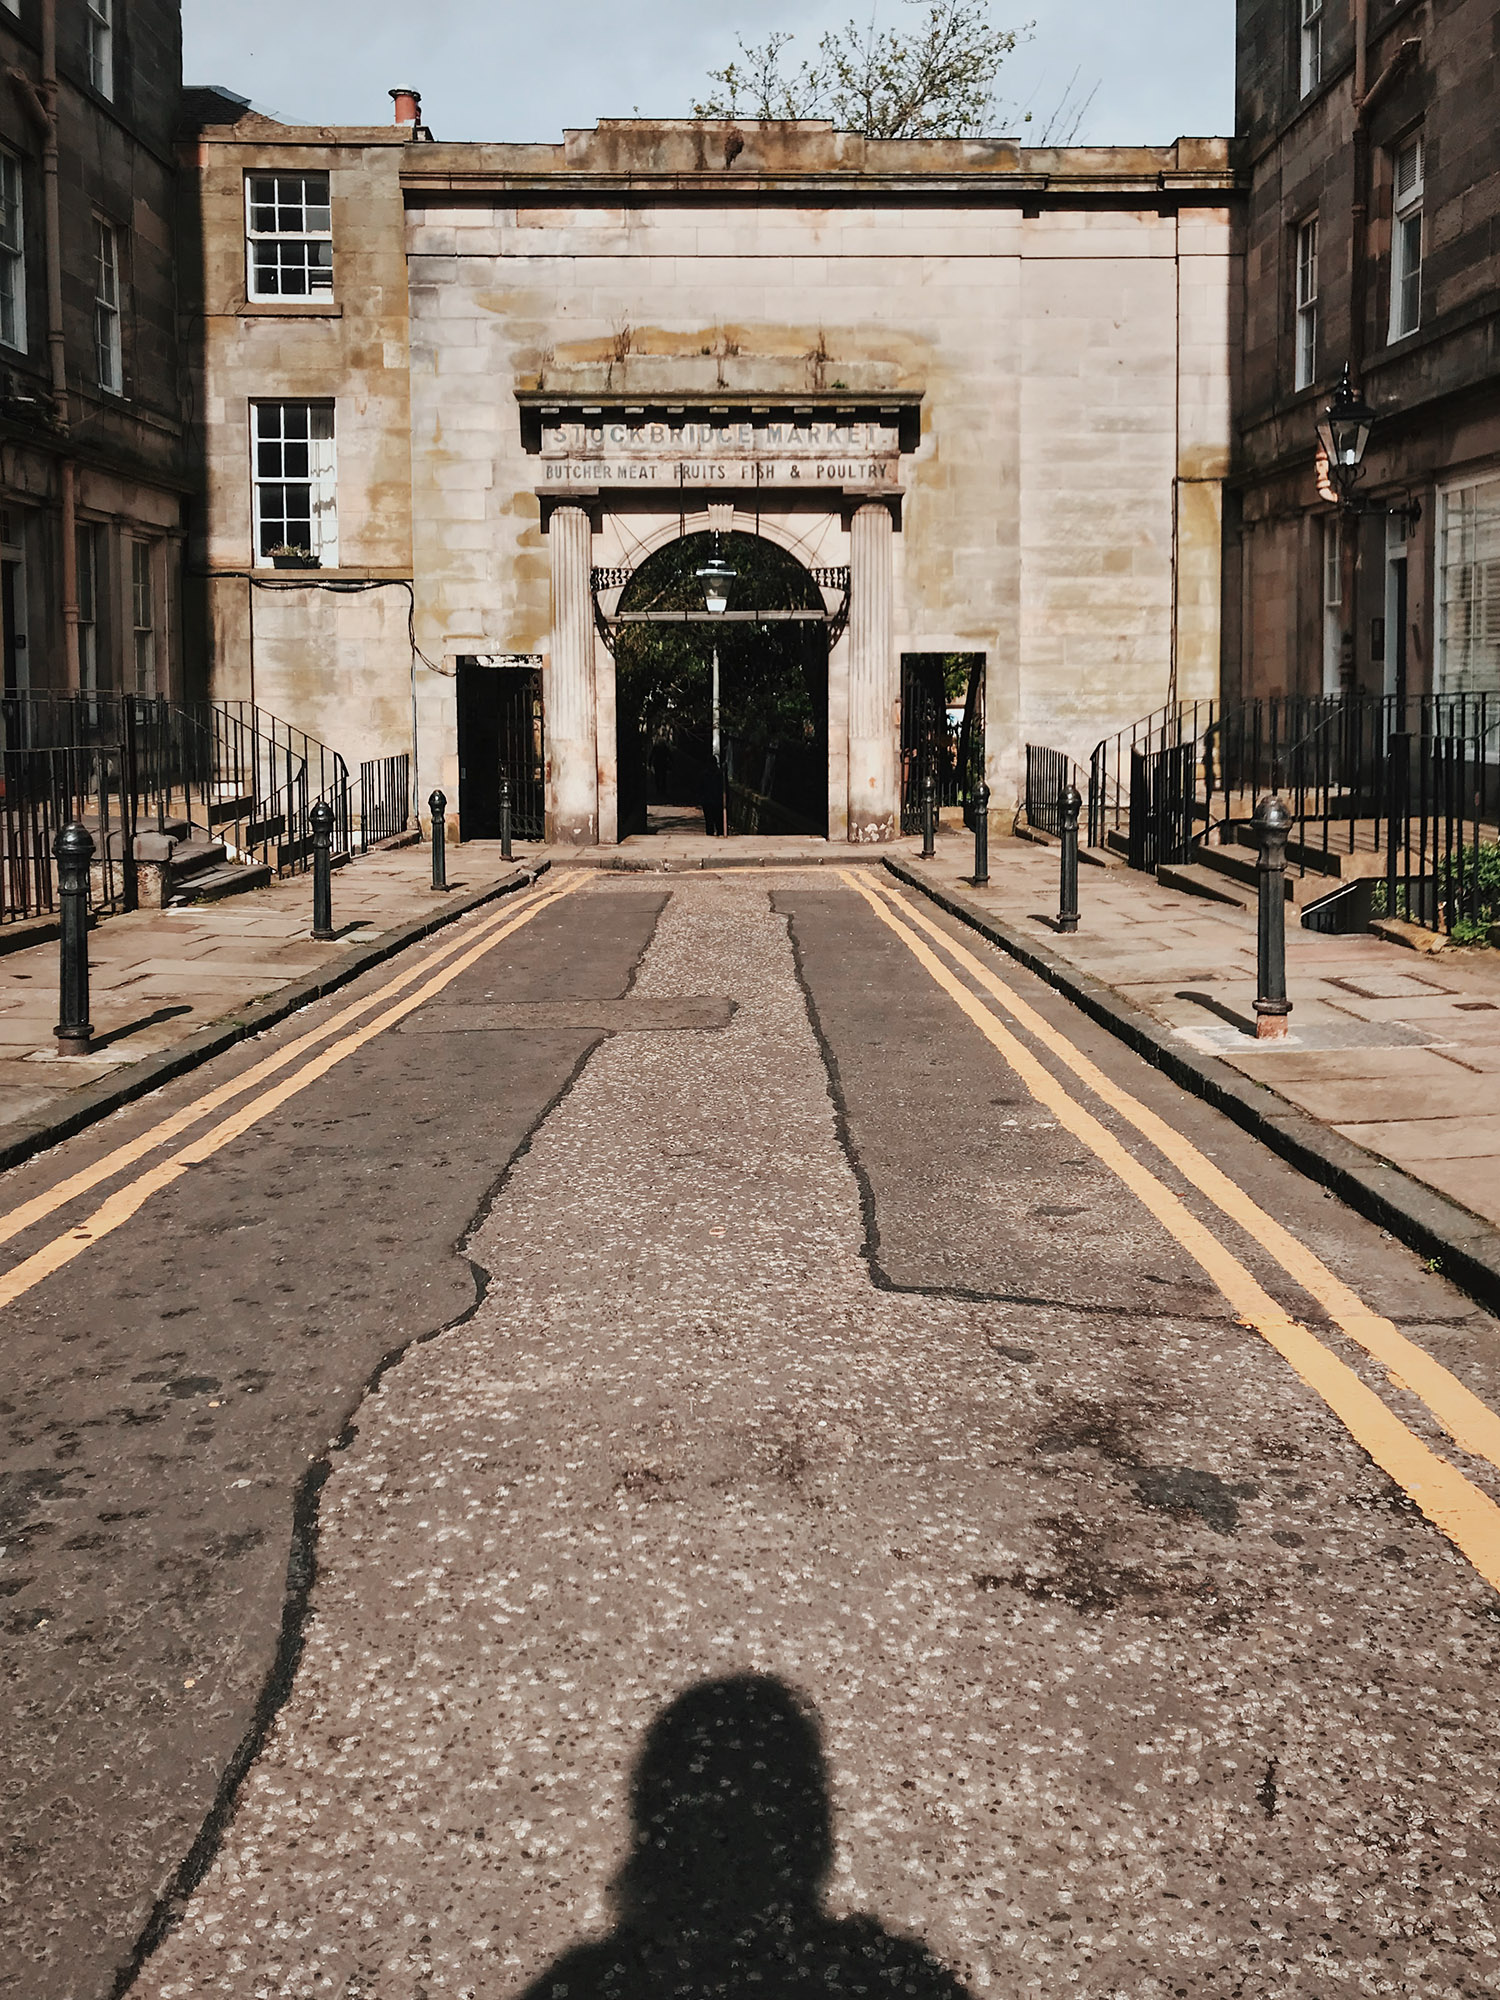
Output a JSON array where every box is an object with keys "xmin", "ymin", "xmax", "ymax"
[
  {"xmin": 846, "ymin": 502, "xmax": 897, "ymax": 842},
  {"xmin": 547, "ymin": 505, "xmax": 597, "ymax": 844}
]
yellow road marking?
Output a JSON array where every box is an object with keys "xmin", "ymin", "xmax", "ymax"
[
  {"xmin": 0, "ymin": 875, "xmax": 576, "ymax": 1254},
  {"xmin": 843, "ymin": 871, "xmax": 1500, "ymax": 1593},
  {"xmin": 865, "ymin": 875, "xmax": 1500, "ymax": 1479},
  {"xmin": 0, "ymin": 873, "xmax": 587, "ymax": 1310}
]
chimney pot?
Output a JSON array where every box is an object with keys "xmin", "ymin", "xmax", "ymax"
[{"xmin": 389, "ymin": 87, "xmax": 421, "ymax": 126}]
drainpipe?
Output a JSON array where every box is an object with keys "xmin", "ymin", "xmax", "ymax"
[{"xmin": 10, "ymin": 0, "xmax": 77, "ymax": 683}]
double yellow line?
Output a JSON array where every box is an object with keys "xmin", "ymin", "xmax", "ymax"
[
  {"xmin": 845, "ymin": 872, "xmax": 1500, "ymax": 1592},
  {"xmin": 0, "ymin": 873, "xmax": 586, "ymax": 1312}
]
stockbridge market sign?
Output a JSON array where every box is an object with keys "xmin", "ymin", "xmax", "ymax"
[{"xmin": 537, "ymin": 417, "xmax": 901, "ymax": 489}]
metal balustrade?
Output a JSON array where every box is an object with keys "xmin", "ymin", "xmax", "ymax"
[
  {"xmin": 0, "ymin": 692, "xmax": 366, "ymax": 925},
  {"xmin": 1084, "ymin": 694, "xmax": 1500, "ymax": 939}
]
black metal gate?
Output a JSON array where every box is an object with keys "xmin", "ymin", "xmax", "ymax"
[
  {"xmin": 1128, "ymin": 743, "xmax": 1196, "ymax": 870},
  {"xmin": 457, "ymin": 659, "xmax": 545, "ymax": 841},
  {"xmin": 900, "ymin": 655, "xmax": 985, "ymax": 833}
]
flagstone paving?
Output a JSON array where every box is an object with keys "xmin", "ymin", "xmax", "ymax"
[
  {"xmin": 0, "ymin": 840, "xmax": 537, "ymax": 1141},
  {"xmin": 909, "ymin": 834, "xmax": 1500, "ymax": 1230}
]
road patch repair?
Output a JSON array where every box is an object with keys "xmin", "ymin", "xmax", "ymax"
[{"xmin": 91, "ymin": 873, "xmax": 1495, "ymax": 2000}]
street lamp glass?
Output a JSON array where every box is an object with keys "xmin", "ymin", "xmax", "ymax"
[
  {"xmin": 695, "ymin": 556, "xmax": 737, "ymax": 616},
  {"xmin": 1316, "ymin": 365, "xmax": 1375, "ymax": 473}
]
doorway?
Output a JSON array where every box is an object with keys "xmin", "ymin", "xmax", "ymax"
[
  {"xmin": 900, "ymin": 654, "xmax": 985, "ymax": 833},
  {"xmin": 456, "ymin": 656, "xmax": 545, "ymax": 840},
  {"xmin": 613, "ymin": 532, "xmax": 829, "ymax": 838}
]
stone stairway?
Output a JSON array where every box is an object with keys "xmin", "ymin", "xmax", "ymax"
[
  {"xmin": 131, "ymin": 821, "xmax": 273, "ymax": 907},
  {"xmin": 1159, "ymin": 827, "xmax": 1388, "ymax": 919}
]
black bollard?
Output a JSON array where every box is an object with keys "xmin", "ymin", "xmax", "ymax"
[
  {"xmin": 429, "ymin": 788, "xmax": 448, "ymax": 891},
  {"xmin": 53, "ymin": 820, "xmax": 94, "ymax": 1055},
  {"xmin": 310, "ymin": 798, "xmax": 335, "ymax": 941},
  {"xmin": 499, "ymin": 768, "xmax": 513, "ymax": 861},
  {"xmin": 1058, "ymin": 783, "xmax": 1082, "ymax": 934},
  {"xmin": 972, "ymin": 781, "xmax": 990, "ymax": 887},
  {"xmin": 1253, "ymin": 791, "xmax": 1292, "ymax": 1040},
  {"xmin": 920, "ymin": 762, "xmax": 936, "ymax": 859}
]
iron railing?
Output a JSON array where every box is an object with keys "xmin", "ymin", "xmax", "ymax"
[
  {"xmin": 0, "ymin": 742, "xmax": 128, "ymax": 924},
  {"xmin": 0, "ymin": 693, "xmax": 358, "ymax": 925},
  {"xmin": 357, "ymin": 753, "xmax": 411, "ymax": 851},
  {"xmin": 1086, "ymin": 693, "xmax": 1500, "ymax": 938},
  {"xmin": 1022, "ymin": 743, "xmax": 1086, "ymax": 837}
]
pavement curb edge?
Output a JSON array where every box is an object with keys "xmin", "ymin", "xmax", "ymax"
[
  {"xmin": 886, "ymin": 856, "xmax": 1500, "ymax": 1318},
  {"xmin": 0, "ymin": 861, "xmax": 552, "ymax": 1179}
]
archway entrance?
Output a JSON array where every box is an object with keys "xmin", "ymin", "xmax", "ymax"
[{"xmin": 614, "ymin": 532, "xmax": 829, "ymax": 838}]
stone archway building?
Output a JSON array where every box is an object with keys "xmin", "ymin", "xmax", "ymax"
[{"xmin": 185, "ymin": 108, "xmax": 1239, "ymax": 845}]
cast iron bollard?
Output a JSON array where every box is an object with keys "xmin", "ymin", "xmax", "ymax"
[
  {"xmin": 54, "ymin": 820, "xmax": 94, "ymax": 1055},
  {"xmin": 1058, "ymin": 783, "xmax": 1082, "ymax": 934},
  {"xmin": 499, "ymin": 769, "xmax": 513, "ymax": 861},
  {"xmin": 972, "ymin": 781, "xmax": 990, "ymax": 886},
  {"xmin": 920, "ymin": 763, "xmax": 936, "ymax": 859},
  {"xmin": 429, "ymin": 788, "xmax": 449, "ymax": 891},
  {"xmin": 310, "ymin": 798, "xmax": 335, "ymax": 941},
  {"xmin": 1253, "ymin": 791, "xmax": 1292, "ymax": 1040}
]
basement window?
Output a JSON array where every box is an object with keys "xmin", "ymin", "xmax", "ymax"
[
  {"xmin": 252, "ymin": 401, "xmax": 338, "ymax": 566},
  {"xmin": 245, "ymin": 173, "xmax": 333, "ymax": 301},
  {"xmin": 131, "ymin": 539, "xmax": 156, "ymax": 694}
]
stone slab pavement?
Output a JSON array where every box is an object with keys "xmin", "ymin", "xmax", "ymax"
[
  {"xmin": 535, "ymin": 833, "xmax": 933, "ymax": 872},
  {"xmin": 900, "ymin": 832, "xmax": 1500, "ymax": 1243},
  {"xmin": 0, "ymin": 838, "xmax": 544, "ymax": 1168}
]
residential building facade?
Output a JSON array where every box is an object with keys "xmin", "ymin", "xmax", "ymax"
[
  {"xmin": 1227, "ymin": 0, "xmax": 1500, "ymax": 712},
  {"xmin": 185, "ymin": 102, "xmax": 1239, "ymax": 843},
  {"xmin": 0, "ymin": 0, "xmax": 190, "ymax": 705}
]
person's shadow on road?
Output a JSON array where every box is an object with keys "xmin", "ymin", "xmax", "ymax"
[{"xmin": 518, "ymin": 1673, "xmax": 972, "ymax": 2000}]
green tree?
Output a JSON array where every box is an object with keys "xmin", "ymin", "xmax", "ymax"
[{"xmin": 695, "ymin": 0, "xmax": 1030, "ymax": 141}]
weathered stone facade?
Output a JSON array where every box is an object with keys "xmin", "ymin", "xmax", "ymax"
[
  {"xmin": 189, "ymin": 110, "xmax": 1238, "ymax": 842},
  {"xmin": 1228, "ymin": 0, "xmax": 1500, "ymax": 708},
  {"xmin": 0, "ymin": 0, "xmax": 191, "ymax": 700}
]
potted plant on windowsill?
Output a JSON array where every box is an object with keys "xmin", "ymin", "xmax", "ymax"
[{"xmin": 269, "ymin": 545, "xmax": 320, "ymax": 570}]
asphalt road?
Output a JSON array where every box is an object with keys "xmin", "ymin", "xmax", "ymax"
[{"xmin": 3, "ymin": 870, "xmax": 1499, "ymax": 1999}]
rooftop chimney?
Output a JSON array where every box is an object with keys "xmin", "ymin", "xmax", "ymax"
[{"xmin": 390, "ymin": 87, "xmax": 421, "ymax": 127}]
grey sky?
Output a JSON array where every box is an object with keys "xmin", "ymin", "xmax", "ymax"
[{"xmin": 182, "ymin": 0, "xmax": 1235, "ymax": 148}]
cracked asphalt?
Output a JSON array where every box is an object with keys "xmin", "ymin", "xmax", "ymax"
[{"xmin": 4, "ymin": 872, "xmax": 1500, "ymax": 1998}]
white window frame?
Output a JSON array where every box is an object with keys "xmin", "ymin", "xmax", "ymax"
[
  {"xmin": 85, "ymin": 0, "xmax": 114, "ymax": 101},
  {"xmin": 244, "ymin": 173, "xmax": 334, "ymax": 303},
  {"xmin": 1321, "ymin": 514, "xmax": 1343, "ymax": 694},
  {"xmin": 1299, "ymin": 0, "xmax": 1323, "ymax": 96},
  {"xmin": 1389, "ymin": 133, "xmax": 1424, "ymax": 343},
  {"xmin": 1, "ymin": 508, "xmax": 31, "ymax": 700},
  {"xmin": 1295, "ymin": 215, "xmax": 1318, "ymax": 391},
  {"xmin": 1437, "ymin": 474, "xmax": 1500, "ymax": 698},
  {"xmin": 76, "ymin": 522, "xmax": 102, "ymax": 693},
  {"xmin": 251, "ymin": 401, "xmax": 338, "ymax": 568},
  {"xmin": 131, "ymin": 538, "xmax": 156, "ymax": 694},
  {"xmin": 93, "ymin": 218, "xmax": 122, "ymax": 394},
  {"xmin": 0, "ymin": 148, "xmax": 24, "ymax": 354}
]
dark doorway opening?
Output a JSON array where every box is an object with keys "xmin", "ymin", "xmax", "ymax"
[
  {"xmin": 614, "ymin": 533, "xmax": 829, "ymax": 839},
  {"xmin": 456, "ymin": 657, "xmax": 545, "ymax": 841},
  {"xmin": 900, "ymin": 654, "xmax": 985, "ymax": 833}
]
